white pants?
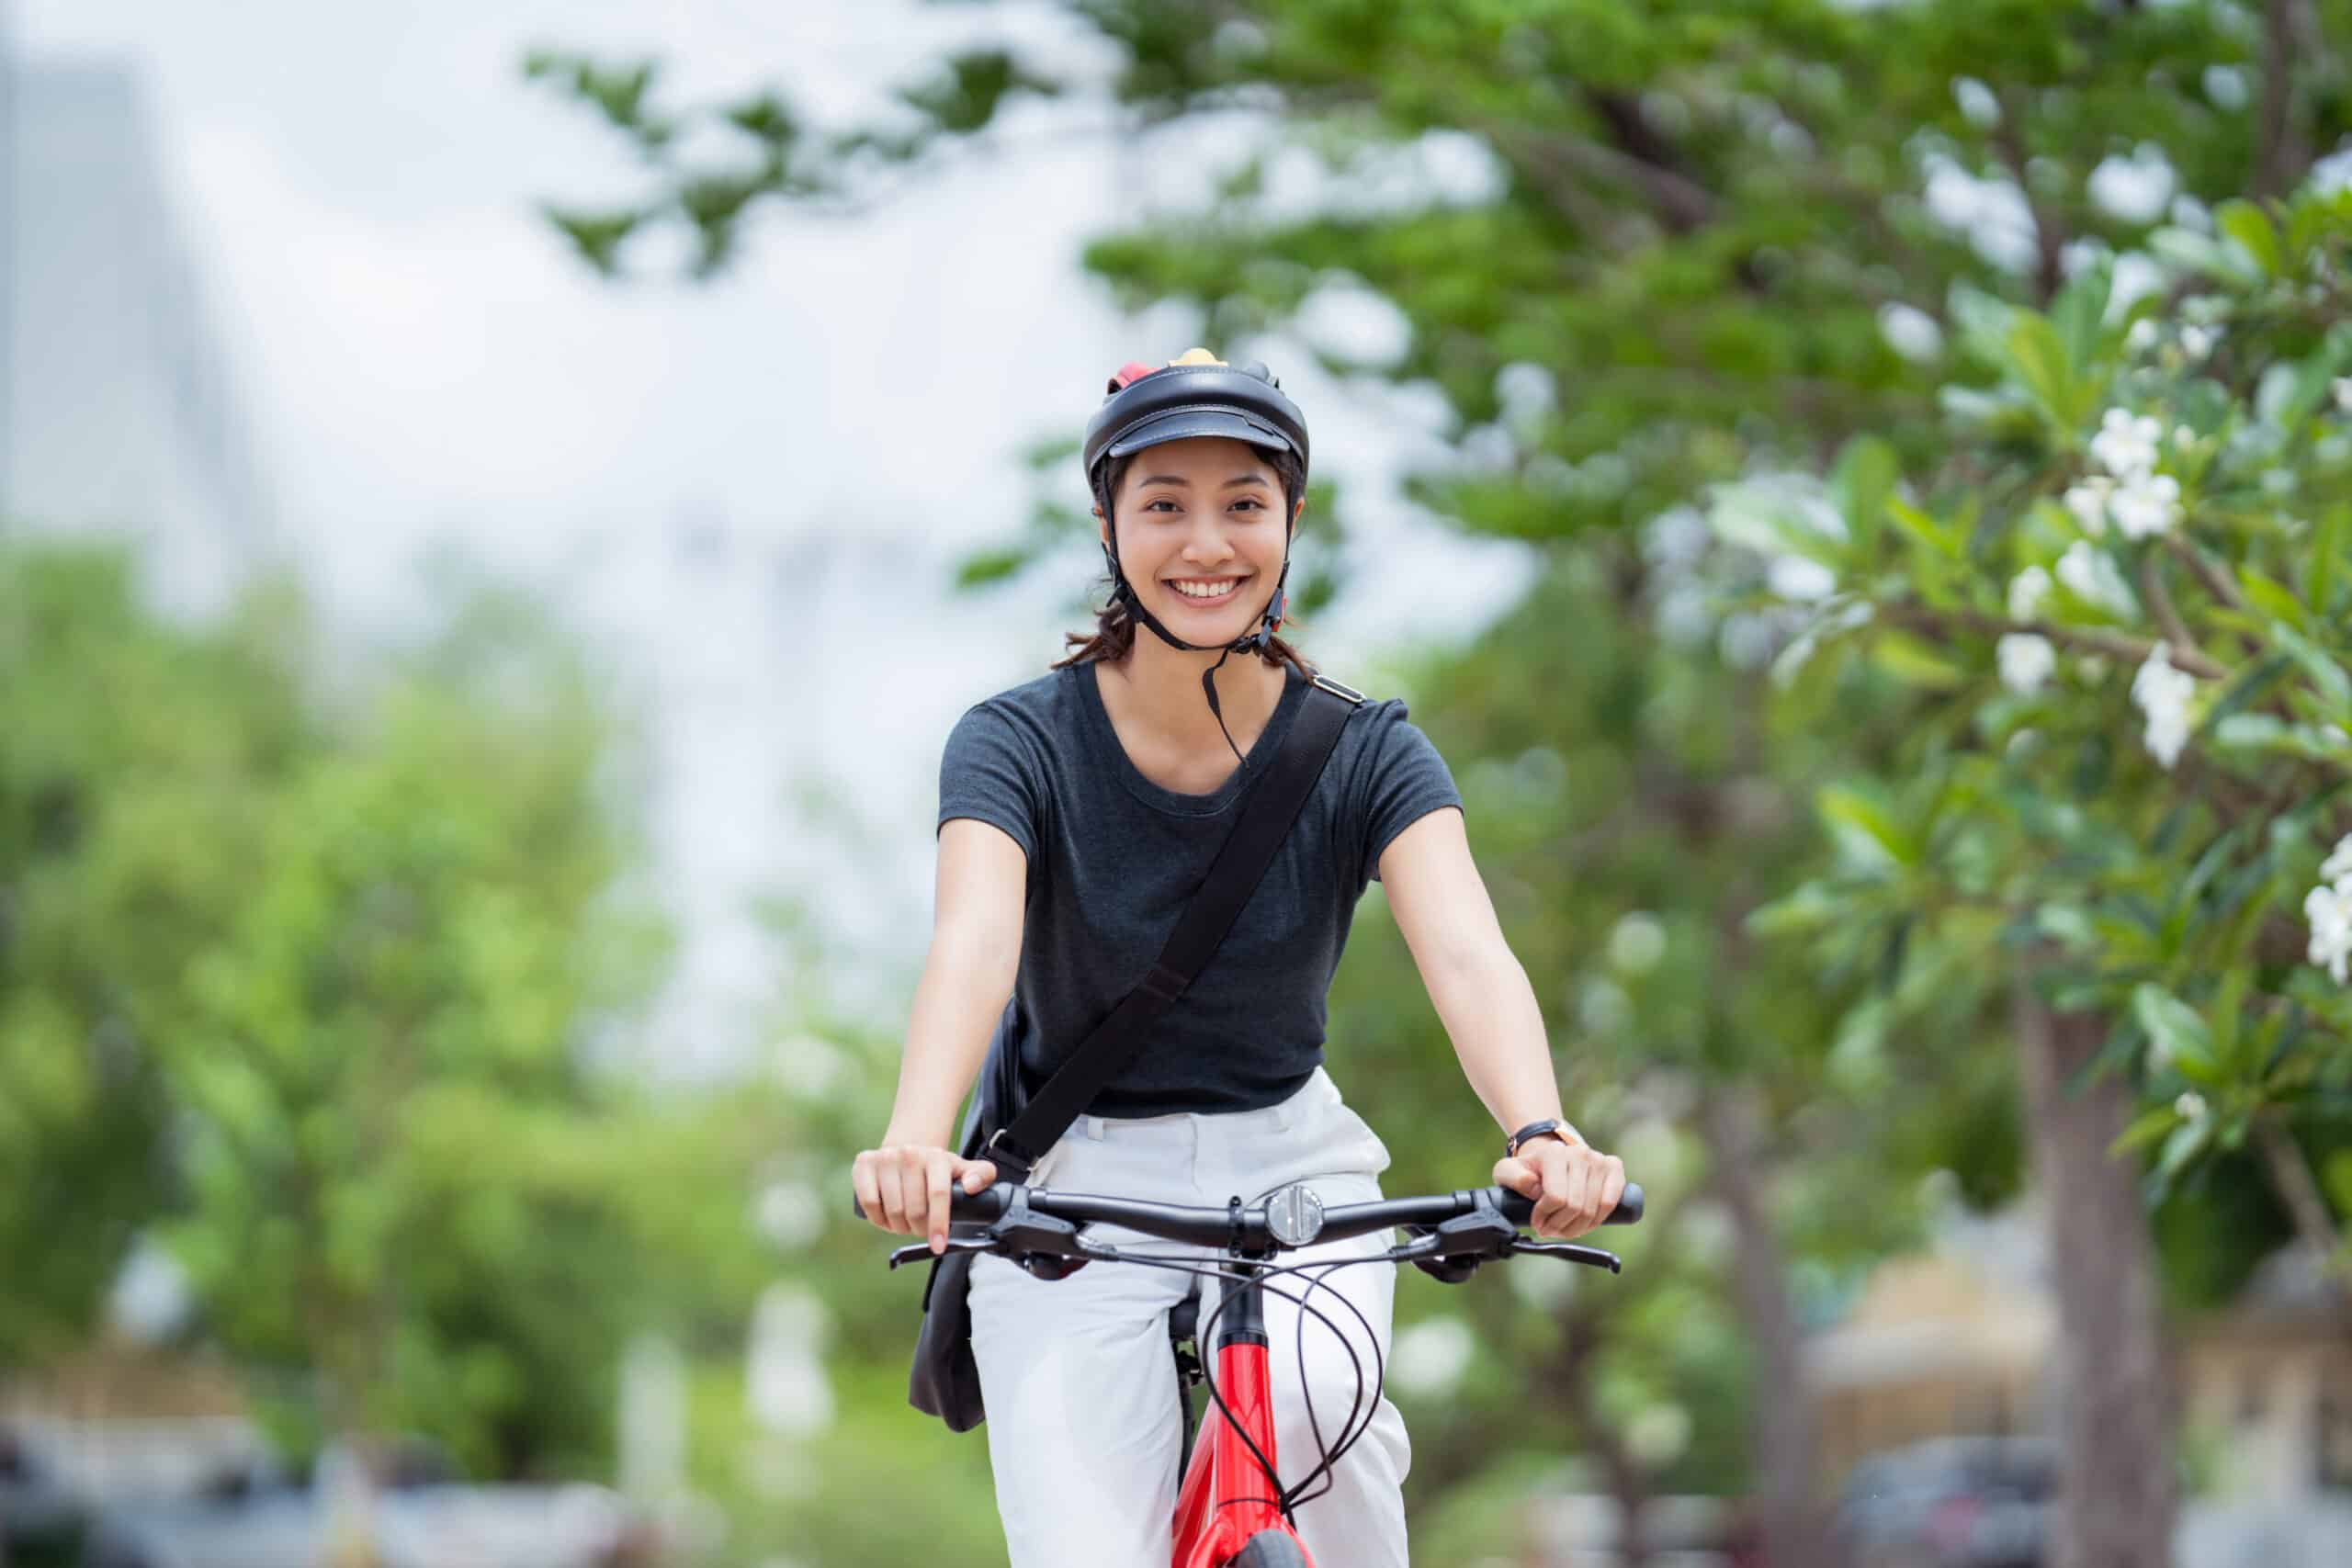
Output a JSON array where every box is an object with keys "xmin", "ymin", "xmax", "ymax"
[{"xmin": 969, "ymin": 1066, "xmax": 1411, "ymax": 1568}]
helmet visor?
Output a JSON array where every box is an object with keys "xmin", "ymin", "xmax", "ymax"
[{"xmin": 1105, "ymin": 405, "xmax": 1296, "ymax": 460}]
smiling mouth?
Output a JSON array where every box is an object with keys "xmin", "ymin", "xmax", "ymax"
[{"xmin": 1164, "ymin": 575, "xmax": 1251, "ymax": 606}]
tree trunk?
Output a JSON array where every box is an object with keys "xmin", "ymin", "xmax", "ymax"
[
  {"xmin": 1563, "ymin": 1368, "xmax": 1654, "ymax": 1568},
  {"xmin": 1701, "ymin": 1087, "xmax": 1836, "ymax": 1568},
  {"xmin": 2013, "ymin": 992, "xmax": 2177, "ymax": 1568}
]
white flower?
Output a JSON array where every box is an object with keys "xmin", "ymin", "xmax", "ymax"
[
  {"xmin": 1951, "ymin": 76, "xmax": 2001, "ymax": 130},
  {"xmin": 2131, "ymin": 642, "xmax": 2197, "ymax": 769},
  {"xmin": 1607, "ymin": 912, "xmax": 1668, "ymax": 976},
  {"xmin": 2305, "ymin": 879, "xmax": 2352, "ymax": 984},
  {"xmin": 2086, "ymin": 144, "xmax": 2176, "ymax": 225},
  {"xmin": 2175, "ymin": 1091, "xmax": 2210, "ymax": 1122},
  {"xmin": 2057, "ymin": 540, "xmax": 2136, "ymax": 617},
  {"xmin": 2311, "ymin": 145, "xmax": 2352, "ymax": 199},
  {"xmin": 1878, "ymin": 301, "xmax": 1945, "ymax": 362},
  {"xmin": 2334, "ymin": 376, "xmax": 2352, "ymax": 416},
  {"xmin": 1997, "ymin": 633, "xmax": 2056, "ymax": 694},
  {"xmin": 2125, "ymin": 319, "xmax": 2161, "ymax": 356},
  {"xmin": 1767, "ymin": 554, "xmax": 1838, "ymax": 603},
  {"xmin": 2322, "ymin": 832, "xmax": 2352, "ymax": 886},
  {"xmin": 2109, "ymin": 472, "xmax": 2183, "ymax": 540},
  {"xmin": 2180, "ymin": 324, "xmax": 2216, "ymax": 361},
  {"xmin": 2008, "ymin": 565, "xmax": 2052, "ymax": 622},
  {"xmin": 2064, "ymin": 478, "xmax": 2113, "ymax": 536},
  {"xmin": 2090, "ymin": 408, "xmax": 2164, "ymax": 480}
]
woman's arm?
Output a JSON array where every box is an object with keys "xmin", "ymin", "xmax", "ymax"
[
  {"xmin": 1377, "ymin": 807, "xmax": 1626, "ymax": 1239},
  {"xmin": 884, "ymin": 818, "xmax": 1028, "ymax": 1145},
  {"xmin": 854, "ymin": 817, "xmax": 1027, "ymax": 1250}
]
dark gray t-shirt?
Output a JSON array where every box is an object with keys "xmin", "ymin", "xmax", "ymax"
[{"xmin": 935, "ymin": 659, "xmax": 1463, "ymax": 1117}]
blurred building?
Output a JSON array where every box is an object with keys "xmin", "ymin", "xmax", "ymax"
[
  {"xmin": 0, "ymin": 18, "xmax": 268, "ymax": 619},
  {"xmin": 2180, "ymin": 1242, "xmax": 2352, "ymax": 1503},
  {"xmin": 1807, "ymin": 1206, "xmax": 2352, "ymax": 1509}
]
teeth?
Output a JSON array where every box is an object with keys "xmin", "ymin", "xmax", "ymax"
[{"xmin": 1171, "ymin": 578, "xmax": 1246, "ymax": 599}]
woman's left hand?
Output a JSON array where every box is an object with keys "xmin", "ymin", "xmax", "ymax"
[{"xmin": 1493, "ymin": 1134, "xmax": 1627, "ymax": 1240}]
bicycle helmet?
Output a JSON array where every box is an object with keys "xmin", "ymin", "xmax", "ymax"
[{"xmin": 1081, "ymin": 349, "xmax": 1312, "ymax": 774}]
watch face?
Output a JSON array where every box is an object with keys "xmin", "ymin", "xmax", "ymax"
[{"xmin": 1264, "ymin": 1182, "xmax": 1326, "ymax": 1249}]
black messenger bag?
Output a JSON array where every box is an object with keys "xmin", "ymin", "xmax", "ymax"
[{"xmin": 906, "ymin": 672, "xmax": 1363, "ymax": 1430}]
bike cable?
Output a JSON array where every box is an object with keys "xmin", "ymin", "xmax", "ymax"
[{"xmin": 1096, "ymin": 1251, "xmax": 1381, "ymax": 1522}]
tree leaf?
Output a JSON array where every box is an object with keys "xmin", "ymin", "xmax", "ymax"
[
  {"xmin": 1819, "ymin": 784, "xmax": 1916, "ymax": 868},
  {"xmin": 2112, "ymin": 1104, "xmax": 2180, "ymax": 1156},
  {"xmin": 2237, "ymin": 570, "xmax": 2307, "ymax": 629},
  {"xmin": 2269, "ymin": 620, "xmax": 2352, "ymax": 715},
  {"xmin": 1832, "ymin": 436, "xmax": 1899, "ymax": 561},
  {"xmin": 2213, "ymin": 198, "xmax": 2283, "ymax": 279},
  {"xmin": 1869, "ymin": 630, "xmax": 1967, "ymax": 690},
  {"xmin": 1886, "ymin": 498, "xmax": 1963, "ymax": 560},
  {"xmin": 2006, "ymin": 313, "xmax": 2079, "ymax": 431},
  {"xmin": 2307, "ymin": 503, "xmax": 2348, "ymax": 615},
  {"xmin": 2133, "ymin": 982, "xmax": 2216, "ymax": 1076},
  {"xmin": 2148, "ymin": 1118, "xmax": 2212, "ymax": 1201}
]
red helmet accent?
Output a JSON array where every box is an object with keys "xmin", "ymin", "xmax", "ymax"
[{"xmin": 1105, "ymin": 361, "xmax": 1159, "ymax": 394}]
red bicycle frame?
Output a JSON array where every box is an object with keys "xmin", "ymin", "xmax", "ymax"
[{"xmin": 1168, "ymin": 1261, "xmax": 1315, "ymax": 1568}]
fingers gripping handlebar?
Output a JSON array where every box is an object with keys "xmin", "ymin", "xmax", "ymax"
[{"xmin": 850, "ymin": 1180, "xmax": 1643, "ymax": 1269}]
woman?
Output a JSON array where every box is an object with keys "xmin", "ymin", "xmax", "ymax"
[{"xmin": 852, "ymin": 350, "xmax": 1626, "ymax": 1567}]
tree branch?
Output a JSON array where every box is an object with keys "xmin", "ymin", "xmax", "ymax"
[
  {"xmin": 1989, "ymin": 90, "xmax": 2067, "ymax": 306},
  {"xmin": 2253, "ymin": 1111, "xmax": 2347, "ymax": 1279},
  {"xmin": 1475, "ymin": 118, "xmax": 1623, "ymax": 237},
  {"xmin": 1579, "ymin": 86, "xmax": 1717, "ymax": 233},
  {"xmin": 2166, "ymin": 534, "xmax": 2248, "ymax": 614},
  {"xmin": 1876, "ymin": 601, "xmax": 2228, "ymax": 679},
  {"xmin": 2138, "ymin": 552, "xmax": 2211, "ymax": 671},
  {"xmin": 2254, "ymin": 0, "xmax": 2316, "ymax": 199},
  {"xmin": 1474, "ymin": 116, "xmax": 1715, "ymax": 236}
]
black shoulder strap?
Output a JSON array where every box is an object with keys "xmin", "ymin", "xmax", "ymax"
[{"xmin": 986, "ymin": 673, "xmax": 1366, "ymax": 1179}]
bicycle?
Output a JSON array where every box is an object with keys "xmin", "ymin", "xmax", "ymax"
[{"xmin": 859, "ymin": 1176, "xmax": 1644, "ymax": 1567}]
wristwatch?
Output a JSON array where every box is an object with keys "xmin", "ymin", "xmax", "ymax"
[{"xmin": 1505, "ymin": 1118, "xmax": 1583, "ymax": 1159}]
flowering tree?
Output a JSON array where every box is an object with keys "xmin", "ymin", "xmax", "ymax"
[
  {"xmin": 531, "ymin": 3, "xmax": 2352, "ymax": 1559},
  {"xmin": 1724, "ymin": 177, "xmax": 2352, "ymax": 1261}
]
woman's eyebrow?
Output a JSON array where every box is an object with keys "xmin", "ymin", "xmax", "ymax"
[{"xmin": 1136, "ymin": 473, "xmax": 1273, "ymax": 489}]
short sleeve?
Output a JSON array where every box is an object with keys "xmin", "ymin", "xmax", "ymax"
[
  {"xmin": 1352, "ymin": 701, "xmax": 1464, "ymax": 885},
  {"xmin": 937, "ymin": 701, "xmax": 1042, "ymax": 861}
]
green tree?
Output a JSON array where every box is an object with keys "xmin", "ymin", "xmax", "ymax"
[
  {"xmin": 526, "ymin": 4, "xmax": 2352, "ymax": 1563},
  {"xmin": 141, "ymin": 590, "xmax": 705, "ymax": 1491},
  {"xmin": 0, "ymin": 542, "xmax": 311, "ymax": 1364},
  {"xmin": 1722, "ymin": 177, "xmax": 2352, "ymax": 1547}
]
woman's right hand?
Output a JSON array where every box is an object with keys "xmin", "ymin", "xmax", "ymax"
[{"xmin": 852, "ymin": 1142, "xmax": 1001, "ymax": 1254}]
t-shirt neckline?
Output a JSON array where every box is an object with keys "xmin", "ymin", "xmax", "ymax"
[{"xmin": 1076, "ymin": 659, "xmax": 1309, "ymax": 817}]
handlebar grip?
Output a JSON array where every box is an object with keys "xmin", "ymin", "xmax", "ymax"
[
  {"xmin": 849, "ymin": 1187, "xmax": 1014, "ymax": 1224},
  {"xmin": 1495, "ymin": 1182, "xmax": 1643, "ymax": 1227}
]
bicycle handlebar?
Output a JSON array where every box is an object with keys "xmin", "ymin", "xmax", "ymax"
[{"xmin": 853, "ymin": 1180, "xmax": 1642, "ymax": 1252}]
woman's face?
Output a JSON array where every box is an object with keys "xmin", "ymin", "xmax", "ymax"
[{"xmin": 1097, "ymin": 435, "xmax": 1293, "ymax": 644}]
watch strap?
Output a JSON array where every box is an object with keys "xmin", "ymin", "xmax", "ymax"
[{"xmin": 1505, "ymin": 1118, "xmax": 1581, "ymax": 1159}]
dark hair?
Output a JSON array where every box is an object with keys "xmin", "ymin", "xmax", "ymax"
[{"xmin": 1051, "ymin": 443, "xmax": 1313, "ymax": 676}]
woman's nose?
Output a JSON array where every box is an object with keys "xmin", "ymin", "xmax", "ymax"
[{"xmin": 1181, "ymin": 520, "xmax": 1234, "ymax": 560}]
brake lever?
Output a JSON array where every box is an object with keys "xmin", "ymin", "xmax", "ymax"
[
  {"xmin": 1508, "ymin": 1238, "xmax": 1623, "ymax": 1273},
  {"xmin": 886, "ymin": 1230, "xmax": 1129, "ymax": 1273},
  {"xmin": 886, "ymin": 1235, "xmax": 998, "ymax": 1269}
]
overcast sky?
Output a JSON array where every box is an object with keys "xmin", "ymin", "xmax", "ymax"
[{"xmin": 17, "ymin": 0, "xmax": 1537, "ymax": 1074}]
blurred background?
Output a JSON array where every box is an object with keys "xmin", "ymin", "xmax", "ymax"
[{"xmin": 6, "ymin": 1, "xmax": 2352, "ymax": 1564}]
